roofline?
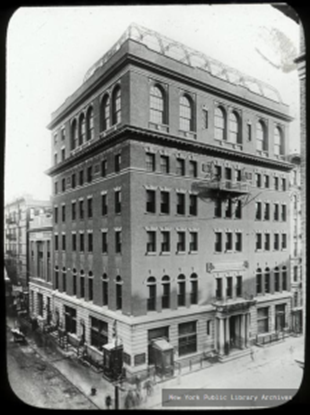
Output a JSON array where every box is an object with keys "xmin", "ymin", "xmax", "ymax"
[
  {"xmin": 47, "ymin": 41, "xmax": 292, "ymax": 131},
  {"xmin": 46, "ymin": 124, "xmax": 294, "ymax": 177}
]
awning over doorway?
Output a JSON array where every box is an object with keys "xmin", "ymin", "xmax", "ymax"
[{"xmin": 152, "ymin": 338, "xmax": 173, "ymax": 351}]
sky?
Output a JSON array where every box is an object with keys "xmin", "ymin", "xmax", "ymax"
[{"xmin": 5, "ymin": 5, "xmax": 300, "ymax": 204}]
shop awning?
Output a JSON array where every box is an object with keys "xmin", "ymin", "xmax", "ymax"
[{"xmin": 152, "ymin": 338, "xmax": 173, "ymax": 351}]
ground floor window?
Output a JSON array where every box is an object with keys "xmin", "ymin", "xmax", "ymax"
[
  {"xmin": 90, "ymin": 317, "xmax": 108, "ymax": 351},
  {"xmin": 275, "ymin": 304, "xmax": 286, "ymax": 331},
  {"xmin": 257, "ymin": 307, "xmax": 269, "ymax": 334},
  {"xmin": 37, "ymin": 292, "xmax": 43, "ymax": 316},
  {"xmin": 178, "ymin": 321, "xmax": 197, "ymax": 356},
  {"xmin": 64, "ymin": 306, "xmax": 77, "ymax": 334}
]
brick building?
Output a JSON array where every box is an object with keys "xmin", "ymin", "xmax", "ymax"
[
  {"xmin": 45, "ymin": 24, "xmax": 294, "ymax": 377},
  {"xmin": 4, "ymin": 195, "xmax": 51, "ymax": 289},
  {"xmin": 28, "ymin": 212, "xmax": 53, "ymax": 329}
]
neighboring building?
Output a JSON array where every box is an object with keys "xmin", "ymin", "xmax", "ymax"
[
  {"xmin": 28, "ymin": 212, "xmax": 53, "ymax": 329},
  {"xmin": 46, "ymin": 24, "xmax": 294, "ymax": 378},
  {"xmin": 4, "ymin": 195, "xmax": 51, "ymax": 289}
]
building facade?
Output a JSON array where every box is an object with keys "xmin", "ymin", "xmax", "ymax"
[
  {"xmin": 46, "ymin": 24, "xmax": 294, "ymax": 377},
  {"xmin": 4, "ymin": 195, "xmax": 51, "ymax": 289},
  {"xmin": 28, "ymin": 213, "xmax": 53, "ymax": 329}
]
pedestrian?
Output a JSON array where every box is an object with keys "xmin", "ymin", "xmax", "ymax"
[
  {"xmin": 105, "ymin": 395, "xmax": 112, "ymax": 410},
  {"xmin": 250, "ymin": 347, "xmax": 255, "ymax": 361}
]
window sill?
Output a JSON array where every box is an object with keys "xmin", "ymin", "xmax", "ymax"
[
  {"xmin": 160, "ymin": 252, "xmax": 170, "ymax": 256},
  {"xmin": 146, "ymin": 252, "xmax": 157, "ymax": 256},
  {"xmin": 176, "ymin": 251, "xmax": 186, "ymax": 255},
  {"xmin": 145, "ymin": 212, "xmax": 156, "ymax": 215},
  {"xmin": 189, "ymin": 251, "xmax": 198, "ymax": 254}
]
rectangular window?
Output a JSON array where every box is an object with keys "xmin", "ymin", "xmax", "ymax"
[
  {"xmin": 88, "ymin": 233, "xmax": 93, "ymax": 252},
  {"xmin": 236, "ymin": 276, "xmax": 242, "ymax": 297},
  {"xmin": 64, "ymin": 306, "xmax": 77, "ymax": 334},
  {"xmin": 62, "ymin": 271, "xmax": 67, "ymax": 293},
  {"xmin": 235, "ymin": 232, "xmax": 242, "ymax": 252},
  {"xmin": 264, "ymin": 233, "xmax": 270, "ymax": 251},
  {"xmin": 281, "ymin": 205, "xmax": 287, "ymax": 221},
  {"xmin": 214, "ymin": 199, "xmax": 222, "ymax": 218},
  {"xmin": 203, "ymin": 109, "xmax": 208, "ymax": 129},
  {"xmin": 115, "ymin": 231, "xmax": 122, "ymax": 253},
  {"xmin": 215, "ymin": 232, "xmax": 222, "ymax": 252},
  {"xmin": 189, "ymin": 194, "xmax": 197, "ymax": 216},
  {"xmin": 177, "ymin": 232, "xmax": 186, "ymax": 252},
  {"xmin": 115, "ymin": 154, "xmax": 121, "ymax": 173},
  {"xmin": 102, "ymin": 232, "xmax": 108, "ymax": 253},
  {"xmin": 162, "ymin": 282, "xmax": 170, "ymax": 309},
  {"xmin": 176, "ymin": 193, "xmax": 185, "ymax": 215},
  {"xmin": 101, "ymin": 194, "xmax": 107, "ymax": 216},
  {"xmin": 55, "ymin": 235, "xmax": 58, "ymax": 251},
  {"xmin": 256, "ymin": 272, "xmax": 262, "ymax": 294},
  {"xmin": 54, "ymin": 153, "xmax": 58, "ymax": 165},
  {"xmin": 274, "ymin": 176, "xmax": 279, "ymax": 190},
  {"xmin": 147, "ymin": 285, "xmax": 156, "ymax": 311},
  {"xmin": 80, "ymin": 233, "xmax": 84, "ymax": 252},
  {"xmin": 71, "ymin": 174, "xmax": 76, "ymax": 189},
  {"xmin": 54, "ymin": 181, "xmax": 58, "ymax": 195},
  {"xmin": 62, "ymin": 205, "xmax": 66, "ymax": 222},
  {"xmin": 274, "ymin": 203, "xmax": 279, "ymax": 221},
  {"xmin": 79, "ymin": 200, "xmax": 84, "ymax": 219},
  {"xmin": 235, "ymin": 169, "xmax": 242, "ymax": 182},
  {"xmin": 80, "ymin": 276, "xmax": 85, "ymax": 298},
  {"xmin": 226, "ymin": 277, "xmax": 233, "ymax": 298},
  {"xmin": 256, "ymin": 233, "xmax": 262, "ymax": 250},
  {"xmin": 264, "ymin": 203, "xmax": 270, "ymax": 220},
  {"xmin": 146, "ymin": 190, "xmax": 156, "ymax": 213},
  {"xmin": 73, "ymin": 274, "xmax": 77, "ymax": 296},
  {"xmin": 216, "ymin": 278, "xmax": 222, "ymax": 300},
  {"xmin": 189, "ymin": 160, "xmax": 197, "ymax": 178},
  {"xmin": 225, "ymin": 232, "xmax": 233, "ymax": 251},
  {"xmin": 256, "ymin": 173, "xmax": 261, "ymax": 188},
  {"xmin": 90, "ymin": 318, "xmax": 108, "ymax": 351},
  {"xmin": 247, "ymin": 123, "xmax": 252, "ymax": 141},
  {"xmin": 101, "ymin": 159, "xmax": 107, "ymax": 177},
  {"xmin": 72, "ymin": 233, "xmax": 77, "ymax": 251},
  {"xmin": 61, "ymin": 148, "xmax": 66, "ymax": 162},
  {"xmin": 214, "ymin": 165, "xmax": 222, "ymax": 179},
  {"xmin": 160, "ymin": 191, "xmax": 170, "ymax": 214},
  {"xmin": 72, "ymin": 202, "xmax": 76, "ymax": 221},
  {"xmin": 54, "ymin": 206, "xmax": 58, "ymax": 224},
  {"xmin": 146, "ymin": 231, "xmax": 156, "ymax": 253},
  {"xmin": 102, "ymin": 280, "xmax": 108, "ymax": 306},
  {"xmin": 62, "ymin": 178, "xmax": 66, "ymax": 192},
  {"xmin": 225, "ymin": 167, "xmax": 232, "ymax": 181},
  {"xmin": 146, "ymin": 152, "xmax": 156, "ymax": 172},
  {"xmin": 87, "ymin": 198, "xmax": 93, "ymax": 218},
  {"xmin": 62, "ymin": 234, "xmax": 66, "ymax": 251},
  {"xmin": 225, "ymin": 199, "xmax": 233, "ymax": 218},
  {"xmin": 189, "ymin": 232, "xmax": 198, "ymax": 252},
  {"xmin": 255, "ymin": 202, "xmax": 262, "ymax": 220},
  {"xmin": 176, "ymin": 158, "xmax": 185, "ymax": 176},
  {"xmin": 274, "ymin": 233, "xmax": 279, "ymax": 250},
  {"xmin": 264, "ymin": 175, "xmax": 269, "ymax": 188},
  {"xmin": 55, "ymin": 270, "xmax": 59, "ymax": 290},
  {"xmin": 88, "ymin": 278, "xmax": 93, "ymax": 301},
  {"xmin": 161, "ymin": 231, "xmax": 170, "ymax": 252},
  {"xmin": 87, "ymin": 166, "xmax": 92, "ymax": 183},
  {"xmin": 116, "ymin": 284, "xmax": 122, "ymax": 310},
  {"xmin": 257, "ymin": 307, "xmax": 269, "ymax": 334},
  {"xmin": 282, "ymin": 234, "xmax": 287, "ymax": 250},
  {"xmin": 190, "ymin": 279, "xmax": 198, "ymax": 304},
  {"xmin": 160, "ymin": 155, "xmax": 169, "ymax": 174},
  {"xmin": 235, "ymin": 200, "xmax": 242, "ymax": 219},
  {"xmin": 177, "ymin": 279, "xmax": 186, "ymax": 306},
  {"xmin": 275, "ymin": 271, "xmax": 280, "ymax": 292},
  {"xmin": 79, "ymin": 170, "xmax": 84, "ymax": 186},
  {"xmin": 282, "ymin": 178, "xmax": 286, "ymax": 191},
  {"xmin": 115, "ymin": 191, "xmax": 121, "ymax": 214},
  {"xmin": 294, "ymin": 266, "xmax": 298, "ymax": 282},
  {"xmin": 178, "ymin": 322, "xmax": 197, "ymax": 356}
]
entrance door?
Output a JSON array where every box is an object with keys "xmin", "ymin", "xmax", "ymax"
[
  {"xmin": 148, "ymin": 326, "xmax": 169, "ymax": 365},
  {"xmin": 275, "ymin": 304, "xmax": 286, "ymax": 332}
]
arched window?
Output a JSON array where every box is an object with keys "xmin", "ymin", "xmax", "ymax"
[
  {"xmin": 86, "ymin": 106, "xmax": 94, "ymax": 141},
  {"xmin": 88, "ymin": 271, "xmax": 93, "ymax": 301},
  {"xmin": 264, "ymin": 268, "xmax": 270, "ymax": 294},
  {"xmin": 282, "ymin": 266, "xmax": 287, "ymax": 291},
  {"xmin": 112, "ymin": 86, "xmax": 121, "ymax": 125},
  {"xmin": 62, "ymin": 267, "xmax": 67, "ymax": 293},
  {"xmin": 177, "ymin": 274, "xmax": 186, "ymax": 306},
  {"xmin": 79, "ymin": 113, "xmax": 86, "ymax": 146},
  {"xmin": 215, "ymin": 106, "xmax": 226, "ymax": 141},
  {"xmin": 101, "ymin": 94, "xmax": 110, "ymax": 131},
  {"xmin": 274, "ymin": 126, "xmax": 284, "ymax": 156},
  {"xmin": 256, "ymin": 268, "xmax": 262, "ymax": 294},
  {"xmin": 71, "ymin": 119, "xmax": 78, "ymax": 150},
  {"xmin": 116, "ymin": 275, "xmax": 122, "ymax": 310},
  {"xmin": 55, "ymin": 266, "xmax": 59, "ymax": 290},
  {"xmin": 256, "ymin": 120, "xmax": 268, "ymax": 152},
  {"xmin": 162, "ymin": 275, "xmax": 170, "ymax": 309},
  {"xmin": 229, "ymin": 111, "xmax": 241, "ymax": 144},
  {"xmin": 102, "ymin": 273, "xmax": 108, "ymax": 306},
  {"xmin": 190, "ymin": 273, "xmax": 198, "ymax": 305},
  {"xmin": 274, "ymin": 267, "xmax": 280, "ymax": 292},
  {"xmin": 150, "ymin": 84, "xmax": 166, "ymax": 125},
  {"xmin": 147, "ymin": 276, "xmax": 156, "ymax": 311},
  {"xmin": 179, "ymin": 94, "xmax": 193, "ymax": 132},
  {"xmin": 80, "ymin": 269, "xmax": 85, "ymax": 298}
]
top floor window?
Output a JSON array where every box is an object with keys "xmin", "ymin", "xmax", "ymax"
[
  {"xmin": 112, "ymin": 86, "xmax": 121, "ymax": 125},
  {"xmin": 176, "ymin": 158, "xmax": 185, "ymax": 176},
  {"xmin": 86, "ymin": 107, "xmax": 94, "ymax": 141},
  {"xmin": 274, "ymin": 126, "xmax": 284, "ymax": 156},
  {"xmin": 214, "ymin": 106, "xmax": 226, "ymax": 141},
  {"xmin": 146, "ymin": 152, "xmax": 156, "ymax": 172},
  {"xmin": 256, "ymin": 120, "xmax": 268, "ymax": 152},
  {"xmin": 229, "ymin": 111, "xmax": 241, "ymax": 144},
  {"xmin": 79, "ymin": 113, "xmax": 86, "ymax": 146},
  {"xmin": 71, "ymin": 119, "xmax": 78, "ymax": 150},
  {"xmin": 160, "ymin": 155, "xmax": 169, "ymax": 174},
  {"xmin": 101, "ymin": 94, "xmax": 110, "ymax": 131},
  {"xmin": 150, "ymin": 85, "xmax": 166, "ymax": 125},
  {"xmin": 179, "ymin": 94, "xmax": 194, "ymax": 132}
]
